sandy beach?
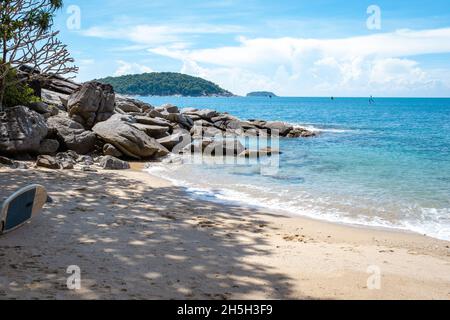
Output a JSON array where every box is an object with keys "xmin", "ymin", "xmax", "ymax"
[{"xmin": 0, "ymin": 165, "xmax": 449, "ymax": 300}]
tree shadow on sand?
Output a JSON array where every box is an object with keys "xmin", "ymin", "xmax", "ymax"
[{"xmin": 0, "ymin": 168, "xmax": 303, "ymax": 300}]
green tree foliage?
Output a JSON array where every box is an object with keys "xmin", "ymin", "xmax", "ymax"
[
  {"xmin": 97, "ymin": 73, "xmax": 233, "ymax": 97},
  {"xmin": 0, "ymin": 0, "xmax": 77, "ymax": 110},
  {"xmin": 3, "ymin": 68, "xmax": 40, "ymax": 108}
]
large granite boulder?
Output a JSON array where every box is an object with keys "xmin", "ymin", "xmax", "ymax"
[
  {"xmin": 92, "ymin": 114, "xmax": 169, "ymax": 159},
  {"xmin": 0, "ymin": 106, "xmax": 48, "ymax": 155},
  {"xmin": 67, "ymin": 81, "xmax": 115, "ymax": 129},
  {"xmin": 47, "ymin": 115, "xmax": 97, "ymax": 155}
]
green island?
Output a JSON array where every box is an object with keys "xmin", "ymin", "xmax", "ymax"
[
  {"xmin": 96, "ymin": 72, "xmax": 234, "ymax": 97},
  {"xmin": 247, "ymin": 91, "xmax": 278, "ymax": 97}
]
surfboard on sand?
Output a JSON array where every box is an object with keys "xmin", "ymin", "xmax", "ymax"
[{"xmin": 0, "ymin": 185, "xmax": 48, "ymax": 235}]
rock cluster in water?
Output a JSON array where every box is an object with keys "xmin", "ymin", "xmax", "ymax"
[{"xmin": 0, "ymin": 76, "xmax": 317, "ymax": 170}]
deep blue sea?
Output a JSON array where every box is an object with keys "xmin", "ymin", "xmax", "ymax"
[{"xmin": 140, "ymin": 96, "xmax": 450, "ymax": 240}]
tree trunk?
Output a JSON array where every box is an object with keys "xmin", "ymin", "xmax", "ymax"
[{"xmin": 0, "ymin": 77, "xmax": 5, "ymax": 112}]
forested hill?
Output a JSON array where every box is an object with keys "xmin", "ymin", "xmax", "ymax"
[{"xmin": 96, "ymin": 72, "xmax": 234, "ymax": 97}]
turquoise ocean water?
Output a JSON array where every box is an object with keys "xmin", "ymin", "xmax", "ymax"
[{"xmin": 140, "ymin": 96, "xmax": 450, "ymax": 240}]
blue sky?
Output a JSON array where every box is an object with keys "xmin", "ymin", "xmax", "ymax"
[{"xmin": 53, "ymin": 0, "xmax": 450, "ymax": 97}]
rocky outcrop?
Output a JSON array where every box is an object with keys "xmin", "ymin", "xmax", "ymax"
[
  {"xmin": 67, "ymin": 81, "xmax": 115, "ymax": 129},
  {"xmin": 0, "ymin": 106, "xmax": 48, "ymax": 156},
  {"xmin": 47, "ymin": 115, "xmax": 97, "ymax": 155},
  {"xmin": 2, "ymin": 74, "xmax": 317, "ymax": 166},
  {"xmin": 92, "ymin": 114, "xmax": 169, "ymax": 159}
]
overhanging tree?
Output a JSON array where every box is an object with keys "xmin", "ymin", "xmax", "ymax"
[{"xmin": 0, "ymin": 0, "xmax": 78, "ymax": 111}]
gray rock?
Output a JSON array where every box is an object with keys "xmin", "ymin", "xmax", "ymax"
[
  {"xmin": 262, "ymin": 121, "xmax": 293, "ymax": 136},
  {"xmin": 0, "ymin": 156, "xmax": 14, "ymax": 166},
  {"xmin": 156, "ymin": 104, "xmax": 179, "ymax": 114},
  {"xmin": 204, "ymin": 139, "xmax": 245, "ymax": 156},
  {"xmin": 134, "ymin": 116, "xmax": 172, "ymax": 127},
  {"xmin": 157, "ymin": 131, "xmax": 191, "ymax": 151},
  {"xmin": 103, "ymin": 143, "xmax": 123, "ymax": 157},
  {"xmin": 92, "ymin": 114, "xmax": 170, "ymax": 159},
  {"xmin": 77, "ymin": 155, "xmax": 94, "ymax": 166},
  {"xmin": 239, "ymin": 147, "xmax": 282, "ymax": 158},
  {"xmin": 11, "ymin": 161, "xmax": 28, "ymax": 170},
  {"xmin": 185, "ymin": 109, "xmax": 219, "ymax": 120},
  {"xmin": 47, "ymin": 115, "xmax": 97, "ymax": 155},
  {"xmin": 39, "ymin": 139, "xmax": 60, "ymax": 155},
  {"xmin": 36, "ymin": 155, "xmax": 60, "ymax": 169},
  {"xmin": 41, "ymin": 89, "xmax": 69, "ymax": 110},
  {"xmin": 99, "ymin": 156, "xmax": 130, "ymax": 170},
  {"xmin": 67, "ymin": 81, "xmax": 115, "ymax": 129},
  {"xmin": 0, "ymin": 106, "xmax": 48, "ymax": 155},
  {"xmin": 28, "ymin": 102, "xmax": 51, "ymax": 114},
  {"xmin": 56, "ymin": 150, "xmax": 79, "ymax": 163},
  {"xmin": 147, "ymin": 109, "xmax": 165, "ymax": 118},
  {"xmin": 161, "ymin": 113, "xmax": 194, "ymax": 129},
  {"xmin": 116, "ymin": 98, "xmax": 142, "ymax": 113},
  {"xmin": 130, "ymin": 123, "xmax": 170, "ymax": 139},
  {"xmin": 60, "ymin": 161, "xmax": 74, "ymax": 170},
  {"xmin": 287, "ymin": 128, "xmax": 317, "ymax": 138}
]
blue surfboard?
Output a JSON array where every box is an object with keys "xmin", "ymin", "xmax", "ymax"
[{"xmin": 0, "ymin": 185, "xmax": 48, "ymax": 234}]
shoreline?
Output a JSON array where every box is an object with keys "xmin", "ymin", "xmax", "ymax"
[
  {"xmin": 128, "ymin": 164, "xmax": 449, "ymax": 253},
  {"xmin": 138, "ymin": 162, "xmax": 449, "ymax": 243},
  {"xmin": 1, "ymin": 166, "xmax": 449, "ymax": 299}
]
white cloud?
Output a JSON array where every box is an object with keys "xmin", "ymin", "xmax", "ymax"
[
  {"xmin": 82, "ymin": 23, "xmax": 245, "ymax": 47},
  {"xmin": 149, "ymin": 28, "xmax": 450, "ymax": 96},
  {"xmin": 114, "ymin": 60, "xmax": 153, "ymax": 76}
]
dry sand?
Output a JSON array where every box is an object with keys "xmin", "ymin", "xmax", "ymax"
[{"xmin": 0, "ymin": 165, "xmax": 449, "ymax": 300}]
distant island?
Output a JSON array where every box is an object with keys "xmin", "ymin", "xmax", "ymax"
[
  {"xmin": 97, "ymin": 72, "xmax": 234, "ymax": 97},
  {"xmin": 247, "ymin": 91, "xmax": 277, "ymax": 98}
]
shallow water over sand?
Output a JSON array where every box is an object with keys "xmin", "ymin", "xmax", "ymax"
[{"xmin": 141, "ymin": 96, "xmax": 450, "ymax": 240}]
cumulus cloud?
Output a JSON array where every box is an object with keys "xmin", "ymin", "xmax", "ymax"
[
  {"xmin": 149, "ymin": 28, "xmax": 450, "ymax": 96},
  {"xmin": 114, "ymin": 60, "xmax": 154, "ymax": 76}
]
